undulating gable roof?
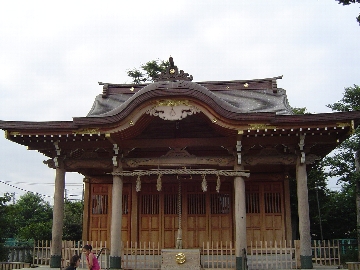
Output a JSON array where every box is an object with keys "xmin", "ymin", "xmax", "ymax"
[{"xmin": 87, "ymin": 76, "xmax": 292, "ymax": 119}]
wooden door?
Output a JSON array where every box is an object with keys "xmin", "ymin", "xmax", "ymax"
[
  {"xmin": 183, "ymin": 180, "xmax": 233, "ymax": 247},
  {"xmin": 90, "ymin": 184, "xmax": 110, "ymax": 243},
  {"xmin": 138, "ymin": 179, "xmax": 233, "ymax": 248},
  {"xmin": 139, "ymin": 183, "xmax": 161, "ymax": 244},
  {"xmin": 209, "ymin": 182, "xmax": 232, "ymax": 243},
  {"xmin": 246, "ymin": 181, "xmax": 285, "ymax": 245},
  {"xmin": 163, "ymin": 183, "xmax": 179, "ymax": 248},
  {"xmin": 184, "ymin": 185, "xmax": 207, "ymax": 248},
  {"xmin": 89, "ymin": 183, "xmax": 131, "ymax": 243}
]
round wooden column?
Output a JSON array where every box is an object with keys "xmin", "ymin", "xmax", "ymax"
[
  {"xmin": 50, "ymin": 165, "xmax": 65, "ymax": 268},
  {"xmin": 110, "ymin": 164, "xmax": 123, "ymax": 269},
  {"xmin": 296, "ymin": 157, "xmax": 313, "ymax": 269},
  {"xmin": 234, "ymin": 164, "xmax": 246, "ymax": 270}
]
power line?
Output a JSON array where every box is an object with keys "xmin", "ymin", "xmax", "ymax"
[{"xmin": 0, "ymin": 179, "xmax": 52, "ymax": 198}]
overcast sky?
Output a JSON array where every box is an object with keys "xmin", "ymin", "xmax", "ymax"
[{"xmin": 0, "ymin": 0, "xmax": 359, "ymax": 203}]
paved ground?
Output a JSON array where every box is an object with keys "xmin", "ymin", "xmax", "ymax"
[{"xmin": 20, "ymin": 266, "xmax": 344, "ymax": 270}]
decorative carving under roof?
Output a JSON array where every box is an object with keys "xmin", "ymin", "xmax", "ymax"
[
  {"xmin": 154, "ymin": 56, "xmax": 193, "ymax": 82},
  {"xmin": 146, "ymin": 99, "xmax": 200, "ymax": 121}
]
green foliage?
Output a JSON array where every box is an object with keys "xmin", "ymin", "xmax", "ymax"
[
  {"xmin": 291, "ymin": 106, "xmax": 311, "ymax": 115},
  {"xmin": 0, "ymin": 194, "xmax": 12, "ymax": 261},
  {"xmin": 320, "ymin": 84, "xmax": 360, "ymax": 243},
  {"xmin": 325, "ymin": 85, "xmax": 360, "ymax": 185},
  {"xmin": 335, "ymin": 0, "xmax": 360, "ymax": 24},
  {"xmin": 127, "ymin": 69, "xmax": 146, "ymax": 84},
  {"xmin": 322, "ymin": 184, "xmax": 357, "ymax": 238},
  {"xmin": 63, "ymin": 200, "xmax": 83, "ymax": 240},
  {"xmin": 327, "ymin": 85, "xmax": 360, "ymax": 112},
  {"xmin": 288, "ymin": 105, "xmax": 358, "ymax": 239},
  {"xmin": 127, "ymin": 59, "xmax": 169, "ymax": 84},
  {"xmin": 1, "ymin": 192, "xmax": 84, "ymax": 242},
  {"xmin": 11, "ymin": 192, "xmax": 53, "ymax": 240}
]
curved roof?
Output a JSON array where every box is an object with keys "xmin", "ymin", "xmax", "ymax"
[{"xmin": 79, "ymin": 78, "xmax": 292, "ymax": 125}]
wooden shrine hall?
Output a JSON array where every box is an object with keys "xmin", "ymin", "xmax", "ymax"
[{"xmin": 1, "ymin": 58, "xmax": 360, "ymax": 270}]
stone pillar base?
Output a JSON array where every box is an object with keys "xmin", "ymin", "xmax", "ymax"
[
  {"xmin": 300, "ymin": 255, "xmax": 313, "ymax": 269},
  {"xmin": 110, "ymin": 256, "xmax": 121, "ymax": 269},
  {"xmin": 236, "ymin": 256, "xmax": 245, "ymax": 270},
  {"xmin": 161, "ymin": 249, "xmax": 200, "ymax": 269},
  {"xmin": 50, "ymin": 255, "xmax": 62, "ymax": 268}
]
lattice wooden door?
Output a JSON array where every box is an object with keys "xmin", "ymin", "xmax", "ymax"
[{"xmin": 138, "ymin": 179, "xmax": 233, "ymax": 248}]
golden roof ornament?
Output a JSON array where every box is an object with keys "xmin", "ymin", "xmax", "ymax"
[{"xmin": 154, "ymin": 56, "xmax": 193, "ymax": 82}]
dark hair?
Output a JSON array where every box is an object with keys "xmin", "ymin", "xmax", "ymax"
[
  {"xmin": 70, "ymin": 255, "xmax": 81, "ymax": 266},
  {"xmin": 83, "ymin": 244, "xmax": 92, "ymax": 251}
]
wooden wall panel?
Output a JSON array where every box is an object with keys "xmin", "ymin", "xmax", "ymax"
[
  {"xmin": 138, "ymin": 180, "xmax": 233, "ymax": 248},
  {"xmin": 88, "ymin": 182, "xmax": 131, "ymax": 244},
  {"xmin": 246, "ymin": 181, "xmax": 286, "ymax": 246}
]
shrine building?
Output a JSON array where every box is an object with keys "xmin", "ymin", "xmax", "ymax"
[{"xmin": 1, "ymin": 58, "xmax": 360, "ymax": 270}]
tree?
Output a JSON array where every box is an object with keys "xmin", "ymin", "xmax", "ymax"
[
  {"xmin": 11, "ymin": 192, "xmax": 53, "ymax": 240},
  {"xmin": 335, "ymin": 0, "xmax": 360, "ymax": 25},
  {"xmin": 0, "ymin": 193, "xmax": 11, "ymax": 261},
  {"xmin": 325, "ymin": 84, "xmax": 360, "ymax": 259},
  {"xmin": 63, "ymin": 199, "xmax": 83, "ymax": 240},
  {"xmin": 291, "ymin": 106, "xmax": 311, "ymax": 115},
  {"xmin": 127, "ymin": 59, "xmax": 169, "ymax": 84}
]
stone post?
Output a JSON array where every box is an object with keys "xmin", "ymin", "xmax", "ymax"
[
  {"xmin": 296, "ymin": 157, "xmax": 313, "ymax": 269},
  {"xmin": 110, "ymin": 164, "xmax": 123, "ymax": 269},
  {"xmin": 234, "ymin": 163, "xmax": 246, "ymax": 270},
  {"xmin": 50, "ymin": 165, "xmax": 65, "ymax": 268}
]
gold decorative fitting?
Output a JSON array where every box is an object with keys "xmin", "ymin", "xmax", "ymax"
[
  {"xmin": 9, "ymin": 131, "xmax": 21, "ymax": 136},
  {"xmin": 350, "ymin": 120, "xmax": 355, "ymax": 134},
  {"xmin": 130, "ymin": 87, "xmax": 134, "ymax": 92},
  {"xmin": 238, "ymin": 130, "xmax": 244, "ymax": 135},
  {"xmin": 212, "ymin": 118, "xmax": 217, "ymax": 123},
  {"xmin": 248, "ymin": 124, "xmax": 276, "ymax": 130},
  {"xmin": 129, "ymin": 121, "xmax": 134, "ymax": 126},
  {"xmin": 73, "ymin": 128, "xmax": 100, "ymax": 135},
  {"xmin": 175, "ymin": 253, "xmax": 186, "ymax": 264},
  {"xmin": 244, "ymin": 83, "xmax": 249, "ymax": 88},
  {"xmin": 156, "ymin": 99, "xmax": 190, "ymax": 107},
  {"xmin": 336, "ymin": 122, "xmax": 349, "ymax": 128},
  {"xmin": 154, "ymin": 57, "xmax": 193, "ymax": 82}
]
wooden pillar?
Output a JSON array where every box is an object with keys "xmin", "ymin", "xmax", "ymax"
[
  {"xmin": 82, "ymin": 178, "xmax": 90, "ymax": 241},
  {"xmin": 110, "ymin": 164, "xmax": 123, "ymax": 269},
  {"xmin": 234, "ymin": 163, "xmax": 246, "ymax": 270},
  {"xmin": 50, "ymin": 165, "xmax": 65, "ymax": 268},
  {"xmin": 355, "ymin": 150, "xmax": 360, "ymax": 261},
  {"xmin": 296, "ymin": 157, "xmax": 313, "ymax": 269},
  {"xmin": 284, "ymin": 174, "xmax": 293, "ymax": 242}
]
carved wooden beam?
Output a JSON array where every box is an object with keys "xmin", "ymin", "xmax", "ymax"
[{"xmin": 122, "ymin": 156, "xmax": 235, "ymax": 168}]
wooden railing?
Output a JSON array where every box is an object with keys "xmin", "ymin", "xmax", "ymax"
[
  {"xmin": 6, "ymin": 246, "xmax": 32, "ymax": 263},
  {"xmin": 0, "ymin": 262, "xmax": 31, "ymax": 270},
  {"xmin": 347, "ymin": 262, "xmax": 360, "ymax": 270},
  {"xmin": 201, "ymin": 241, "xmax": 235, "ymax": 269},
  {"xmin": 33, "ymin": 240, "xmax": 109, "ymax": 269},
  {"xmin": 248, "ymin": 240, "xmax": 297, "ymax": 269},
  {"xmin": 312, "ymin": 240, "xmax": 341, "ymax": 266},
  {"xmin": 32, "ymin": 239, "xmax": 341, "ymax": 269},
  {"xmin": 121, "ymin": 241, "xmax": 161, "ymax": 270}
]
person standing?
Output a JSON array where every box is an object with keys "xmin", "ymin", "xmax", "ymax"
[{"xmin": 83, "ymin": 245, "xmax": 100, "ymax": 270}]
